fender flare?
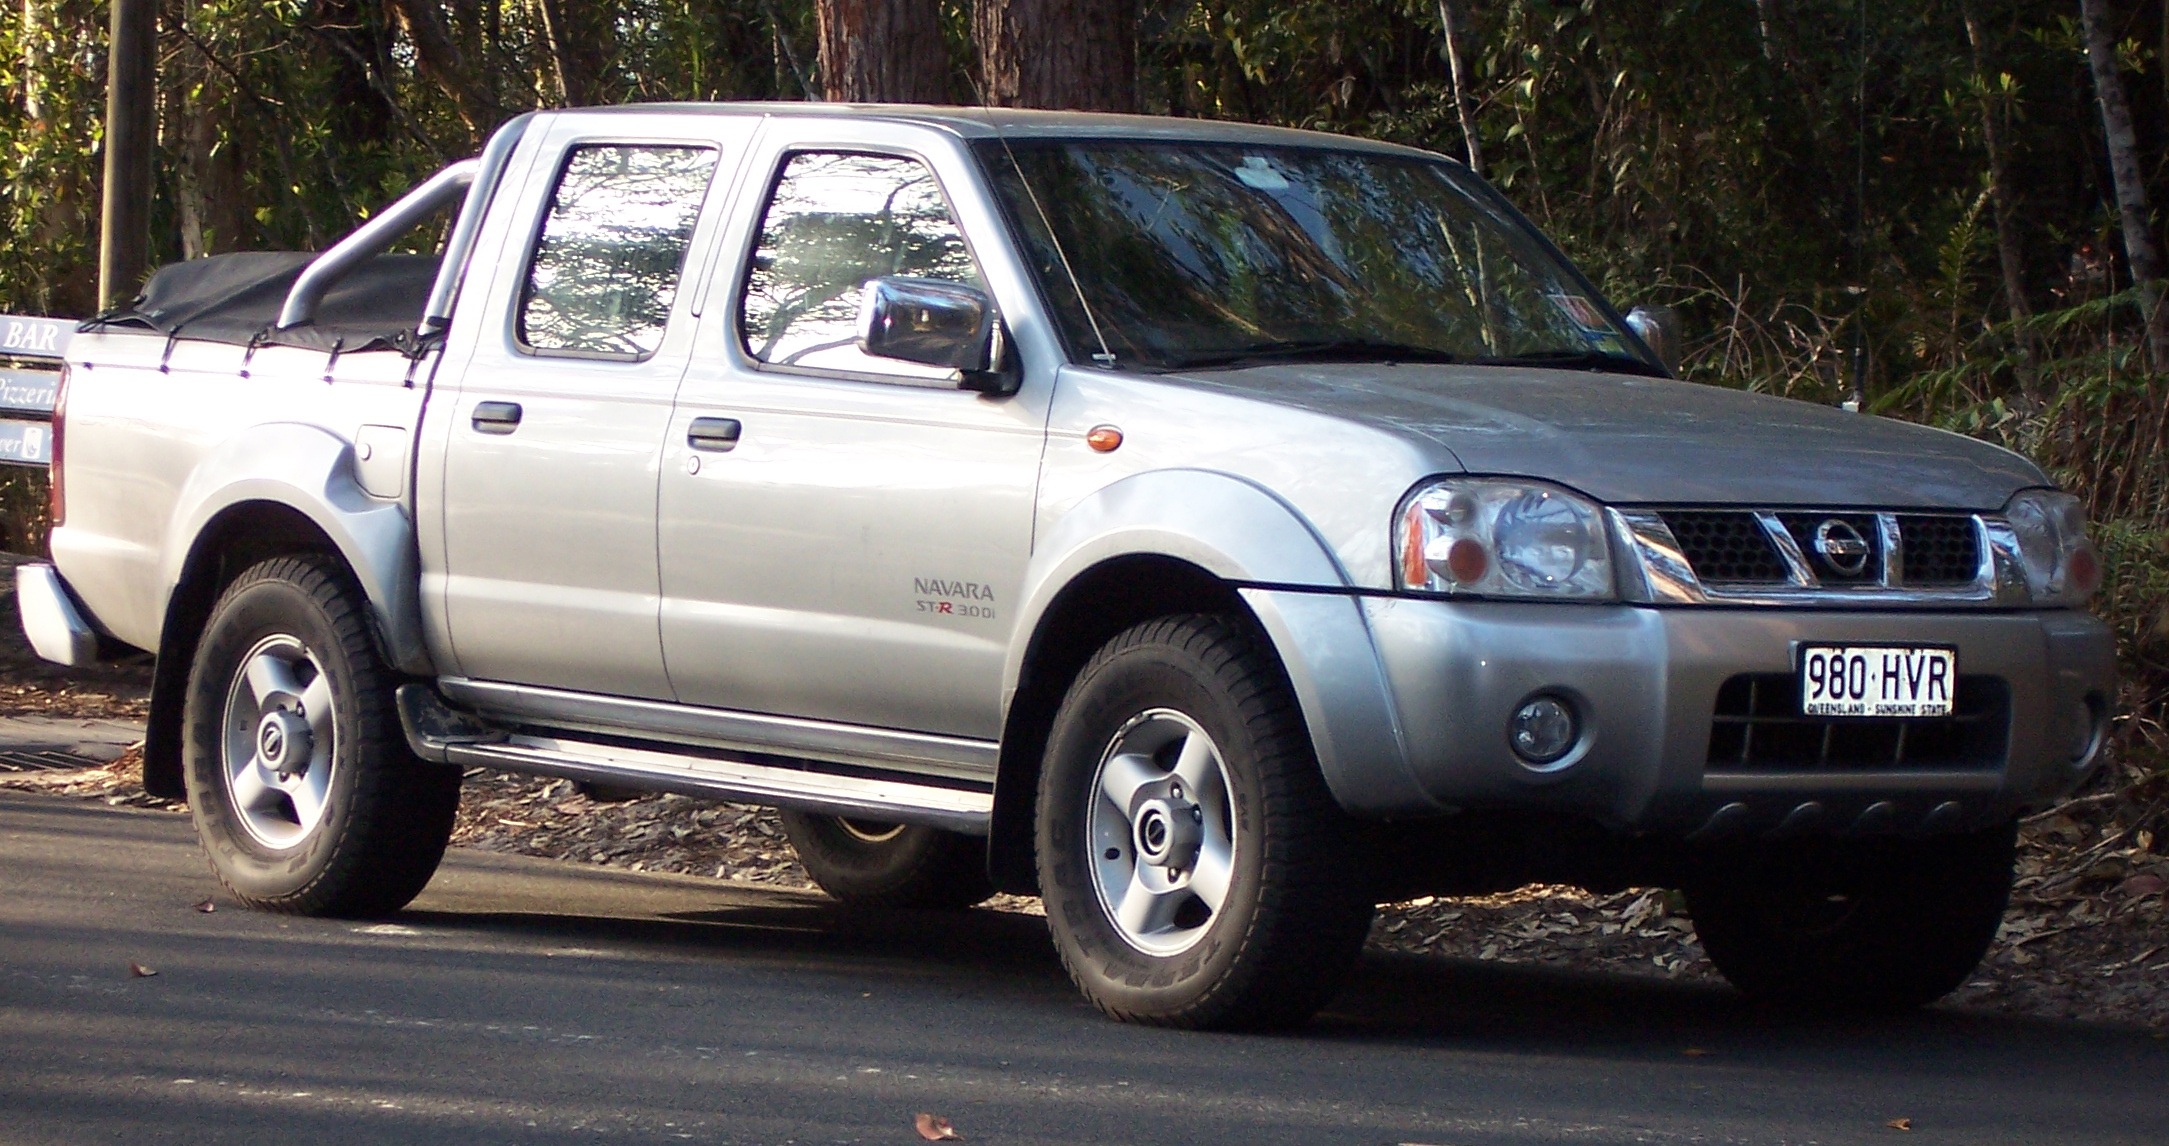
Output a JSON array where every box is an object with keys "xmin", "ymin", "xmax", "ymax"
[
  {"xmin": 161, "ymin": 422, "xmax": 429, "ymax": 674},
  {"xmin": 1006, "ymin": 469, "xmax": 1432, "ymax": 815}
]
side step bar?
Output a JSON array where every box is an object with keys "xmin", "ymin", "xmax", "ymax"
[{"xmin": 396, "ymin": 685, "xmax": 991, "ymax": 836}]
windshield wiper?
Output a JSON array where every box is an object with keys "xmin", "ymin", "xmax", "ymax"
[
  {"xmin": 1159, "ymin": 338, "xmax": 1461, "ymax": 370},
  {"xmin": 1468, "ymin": 349, "xmax": 1668, "ymax": 378}
]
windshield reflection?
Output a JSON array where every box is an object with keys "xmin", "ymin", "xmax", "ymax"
[{"xmin": 978, "ymin": 141, "xmax": 1654, "ymax": 375}]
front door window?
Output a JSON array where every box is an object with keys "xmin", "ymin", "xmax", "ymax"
[{"xmin": 739, "ymin": 152, "xmax": 981, "ymax": 379}]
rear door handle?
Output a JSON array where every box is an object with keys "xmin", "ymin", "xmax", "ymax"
[
  {"xmin": 472, "ymin": 401, "xmax": 523, "ymax": 434},
  {"xmin": 688, "ymin": 416, "xmax": 742, "ymax": 452}
]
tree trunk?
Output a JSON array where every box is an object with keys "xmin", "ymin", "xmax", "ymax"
[
  {"xmin": 1753, "ymin": 0, "xmax": 1780, "ymax": 61},
  {"xmin": 973, "ymin": 0, "xmax": 1137, "ymax": 112},
  {"xmin": 815, "ymin": 0, "xmax": 949, "ymax": 103},
  {"xmin": 760, "ymin": 0, "xmax": 819, "ymax": 100},
  {"xmin": 21, "ymin": 0, "xmax": 47, "ymax": 123},
  {"xmin": 1961, "ymin": 0, "xmax": 2035, "ymax": 387},
  {"xmin": 1435, "ymin": 0, "xmax": 1482, "ymax": 175},
  {"xmin": 383, "ymin": 0, "xmax": 495, "ymax": 144},
  {"xmin": 533, "ymin": 0, "xmax": 610, "ymax": 107},
  {"xmin": 2080, "ymin": 0, "xmax": 2169, "ymax": 371}
]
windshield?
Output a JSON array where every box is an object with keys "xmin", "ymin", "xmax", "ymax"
[{"xmin": 976, "ymin": 139, "xmax": 1657, "ymax": 374}]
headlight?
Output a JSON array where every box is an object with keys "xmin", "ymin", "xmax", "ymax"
[
  {"xmin": 1397, "ymin": 479, "xmax": 1614, "ymax": 599},
  {"xmin": 2002, "ymin": 489, "xmax": 2100, "ymax": 604}
]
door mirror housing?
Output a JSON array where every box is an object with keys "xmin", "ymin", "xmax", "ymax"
[
  {"xmin": 856, "ymin": 276, "xmax": 1016, "ymax": 393},
  {"xmin": 1624, "ymin": 305, "xmax": 1680, "ymax": 375}
]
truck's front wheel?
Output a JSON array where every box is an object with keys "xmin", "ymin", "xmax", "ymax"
[
  {"xmin": 1684, "ymin": 823, "xmax": 2017, "ymax": 1010},
  {"xmin": 182, "ymin": 555, "xmax": 459, "ymax": 916},
  {"xmin": 1036, "ymin": 614, "xmax": 1372, "ymax": 1030}
]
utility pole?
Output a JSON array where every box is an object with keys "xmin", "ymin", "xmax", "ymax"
[{"xmin": 98, "ymin": 0, "xmax": 157, "ymax": 312}]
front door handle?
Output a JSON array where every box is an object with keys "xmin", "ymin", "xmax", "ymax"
[
  {"xmin": 471, "ymin": 401, "xmax": 523, "ymax": 434},
  {"xmin": 687, "ymin": 416, "xmax": 742, "ymax": 452}
]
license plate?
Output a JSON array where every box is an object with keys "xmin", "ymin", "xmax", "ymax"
[{"xmin": 1798, "ymin": 644, "xmax": 1956, "ymax": 717}]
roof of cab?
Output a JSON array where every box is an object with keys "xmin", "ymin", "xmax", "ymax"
[{"xmin": 553, "ymin": 102, "xmax": 1448, "ymax": 161}]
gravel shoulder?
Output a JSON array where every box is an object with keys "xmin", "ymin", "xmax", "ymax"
[{"xmin": 2, "ymin": 549, "xmax": 2162, "ymax": 1029}]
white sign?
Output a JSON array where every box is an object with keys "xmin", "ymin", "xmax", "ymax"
[
  {"xmin": 0, "ymin": 419, "xmax": 50, "ymax": 465},
  {"xmin": 0, "ymin": 368, "xmax": 58, "ymax": 413},
  {"xmin": 0, "ymin": 316, "xmax": 73, "ymax": 360}
]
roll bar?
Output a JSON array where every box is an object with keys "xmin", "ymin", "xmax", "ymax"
[
  {"xmin": 274, "ymin": 159, "xmax": 478, "ymax": 331},
  {"xmin": 276, "ymin": 111, "xmax": 534, "ymax": 333},
  {"xmin": 421, "ymin": 114, "xmax": 533, "ymax": 335}
]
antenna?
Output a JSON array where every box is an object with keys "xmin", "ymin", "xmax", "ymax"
[{"xmin": 967, "ymin": 87, "xmax": 1119, "ymax": 368}]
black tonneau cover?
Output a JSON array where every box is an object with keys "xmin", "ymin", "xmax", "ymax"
[{"xmin": 83, "ymin": 251, "xmax": 439, "ymax": 356}]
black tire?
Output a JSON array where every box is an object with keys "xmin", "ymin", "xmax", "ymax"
[
  {"xmin": 1683, "ymin": 822, "xmax": 2017, "ymax": 1011},
  {"xmin": 182, "ymin": 554, "xmax": 460, "ymax": 917},
  {"xmin": 780, "ymin": 811, "xmax": 994, "ymax": 910},
  {"xmin": 1036, "ymin": 614, "xmax": 1373, "ymax": 1030}
]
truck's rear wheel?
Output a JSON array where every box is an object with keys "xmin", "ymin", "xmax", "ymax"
[
  {"xmin": 182, "ymin": 555, "xmax": 459, "ymax": 916},
  {"xmin": 1036, "ymin": 614, "xmax": 1372, "ymax": 1030},
  {"xmin": 1684, "ymin": 823, "xmax": 2016, "ymax": 1010},
  {"xmin": 779, "ymin": 811, "xmax": 993, "ymax": 909}
]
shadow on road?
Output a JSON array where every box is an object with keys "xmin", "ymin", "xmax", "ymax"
[{"xmin": 398, "ymin": 887, "xmax": 2168, "ymax": 1064}]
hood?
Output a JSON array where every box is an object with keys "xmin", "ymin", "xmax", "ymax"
[{"xmin": 1160, "ymin": 363, "xmax": 2045, "ymax": 509}]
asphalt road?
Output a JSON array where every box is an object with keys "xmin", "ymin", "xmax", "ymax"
[{"xmin": 3, "ymin": 791, "xmax": 2164, "ymax": 1146}]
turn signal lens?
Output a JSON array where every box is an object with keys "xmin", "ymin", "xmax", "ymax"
[
  {"xmin": 1086, "ymin": 425, "xmax": 1123, "ymax": 452},
  {"xmin": 1445, "ymin": 537, "xmax": 1488, "ymax": 583}
]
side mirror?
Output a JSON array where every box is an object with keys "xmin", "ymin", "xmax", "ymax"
[
  {"xmin": 856, "ymin": 276, "xmax": 1014, "ymax": 392},
  {"xmin": 1624, "ymin": 305, "xmax": 1680, "ymax": 375}
]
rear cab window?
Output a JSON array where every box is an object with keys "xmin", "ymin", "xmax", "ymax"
[{"xmin": 519, "ymin": 144, "xmax": 720, "ymax": 360}]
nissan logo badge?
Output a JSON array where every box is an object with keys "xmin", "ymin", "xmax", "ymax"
[{"xmin": 1813, "ymin": 518, "xmax": 1872, "ymax": 575}]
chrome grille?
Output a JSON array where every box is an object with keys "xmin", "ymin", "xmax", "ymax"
[
  {"xmin": 1660, "ymin": 512, "xmax": 1788, "ymax": 582},
  {"xmin": 1628, "ymin": 508, "xmax": 1995, "ymax": 603},
  {"xmin": 1897, "ymin": 514, "xmax": 1982, "ymax": 584},
  {"xmin": 1706, "ymin": 673, "xmax": 2008, "ymax": 772}
]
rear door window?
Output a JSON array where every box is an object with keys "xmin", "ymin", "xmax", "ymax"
[{"xmin": 519, "ymin": 144, "xmax": 719, "ymax": 359}]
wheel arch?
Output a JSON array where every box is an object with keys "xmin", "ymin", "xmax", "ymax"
[
  {"xmin": 988, "ymin": 553, "xmax": 1253, "ymax": 893},
  {"xmin": 987, "ymin": 468, "xmax": 1419, "ymax": 893},
  {"xmin": 142, "ymin": 425, "xmax": 425, "ymax": 799}
]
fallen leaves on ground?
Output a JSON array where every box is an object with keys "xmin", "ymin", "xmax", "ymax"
[
  {"xmin": 128, "ymin": 962, "xmax": 156, "ymax": 977},
  {"xmin": 450, "ymin": 771, "xmax": 816, "ymax": 888},
  {"xmin": 1885, "ymin": 1118, "xmax": 1914, "ymax": 1131},
  {"xmin": 2, "ymin": 614, "xmax": 2164, "ymax": 1030},
  {"xmin": 191, "ymin": 898, "xmax": 215, "ymax": 913},
  {"xmin": 913, "ymin": 1112, "xmax": 959, "ymax": 1141},
  {"xmin": 0, "ymin": 745, "xmax": 177, "ymax": 810}
]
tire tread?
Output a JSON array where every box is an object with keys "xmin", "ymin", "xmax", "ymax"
[
  {"xmin": 1043, "ymin": 613, "xmax": 1371, "ymax": 1031},
  {"xmin": 188, "ymin": 554, "xmax": 458, "ymax": 917}
]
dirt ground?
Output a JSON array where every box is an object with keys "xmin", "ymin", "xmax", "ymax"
[{"xmin": 3, "ymin": 560, "xmax": 2163, "ymax": 1028}]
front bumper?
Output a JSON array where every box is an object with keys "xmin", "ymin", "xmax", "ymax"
[{"xmin": 1243, "ymin": 588, "xmax": 2115, "ymax": 838}]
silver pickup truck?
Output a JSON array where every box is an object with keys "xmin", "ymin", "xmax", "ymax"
[{"xmin": 22, "ymin": 104, "xmax": 2114, "ymax": 1030}]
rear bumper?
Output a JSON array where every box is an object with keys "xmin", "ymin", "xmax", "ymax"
[
  {"xmin": 1245, "ymin": 588, "xmax": 2115, "ymax": 838},
  {"xmin": 17, "ymin": 562, "xmax": 100, "ymax": 666}
]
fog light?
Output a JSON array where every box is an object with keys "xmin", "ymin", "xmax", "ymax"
[{"xmin": 1509, "ymin": 695, "xmax": 1579, "ymax": 767}]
